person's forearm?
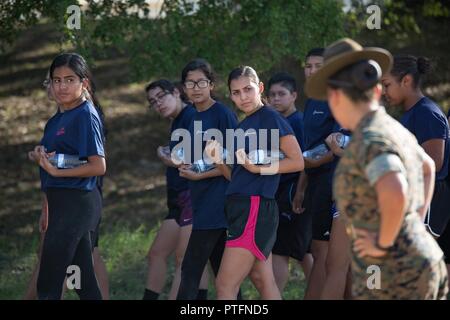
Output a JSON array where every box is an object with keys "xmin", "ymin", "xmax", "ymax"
[
  {"xmin": 376, "ymin": 173, "xmax": 408, "ymax": 247},
  {"xmin": 418, "ymin": 155, "xmax": 436, "ymax": 220},
  {"xmin": 422, "ymin": 139, "xmax": 445, "ymax": 172},
  {"xmin": 304, "ymin": 151, "xmax": 334, "ymax": 169},
  {"xmin": 216, "ymin": 164, "xmax": 232, "ymax": 181},
  {"xmin": 259, "ymin": 157, "xmax": 304, "ymax": 175},
  {"xmin": 296, "ymin": 171, "xmax": 308, "ymax": 195},
  {"xmin": 196, "ymin": 167, "xmax": 223, "ymax": 180},
  {"xmin": 42, "ymin": 193, "xmax": 48, "ymax": 213}
]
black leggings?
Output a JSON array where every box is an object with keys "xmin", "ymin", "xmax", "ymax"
[
  {"xmin": 177, "ymin": 228, "xmax": 227, "ymax": 300},
  {"xmin": 37, "ymin": 188, "xmax": 102, "ymax": 300}
]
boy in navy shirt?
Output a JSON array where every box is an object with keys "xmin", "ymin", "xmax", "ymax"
[
  {"xmin": 267, "ymin": 72, "xmax": 313, "ymax": 295},
  {"xmin": 299, "ymin": 48, "xmax": 341, "ymax": 299}
]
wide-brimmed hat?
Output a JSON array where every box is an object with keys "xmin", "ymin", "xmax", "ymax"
[{"xmin": 305, "ymin": 38, "xmax": 392, "ymax": 100}]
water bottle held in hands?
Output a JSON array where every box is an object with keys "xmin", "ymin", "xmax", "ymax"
[
  {"xmin": 302, "ymin": 144, "xmax": 329, "ymax": 160},
  {"xmin": 191, "ymin": 148, "xmax": 229, "ymax": 173},
  {"xmin": 248, "ymin": 149, "xmax": 285, "ymax": 165},
  {"xmin": 48, "ymin": 154, "xmax": 87, "ymax": 169},
  {"xmin": 335, "ymin": 133, "xmax": 350, "ymax": 148}
]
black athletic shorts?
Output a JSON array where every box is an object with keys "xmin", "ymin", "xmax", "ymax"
[
  {"xmin": 225, "ymin": 195, "xmax": 279, "ymax": 261},
  {"xmin": 272, "ymin": 180, "xmax": 312, "ymax": 261},
  {"xmin": 304, "ymin": 170, "xmax": 333, "ymax": 241}
]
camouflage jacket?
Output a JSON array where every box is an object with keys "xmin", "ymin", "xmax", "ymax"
[{"xmin": 334, "ymin": 107, "xmax": 444, "ymax": 298}]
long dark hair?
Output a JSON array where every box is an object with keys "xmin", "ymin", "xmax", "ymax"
[{"xmin": 49, "ymin": 53, "xmax": 107, "ymax": 140}]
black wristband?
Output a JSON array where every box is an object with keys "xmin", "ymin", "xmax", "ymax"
[{"xmin": 375, "ymin": 236, "xmax": 393, "ymax": 251}]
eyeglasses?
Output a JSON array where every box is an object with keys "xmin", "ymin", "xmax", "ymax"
[
  {"xmin": 51, "ymin": 78, "xmax": 82, "ymax": 87},
  {"xmin": 148, "ymin": 91, "xmax": 170, "ymax": 109},
  {"xmin": 184, "ymin": 79, "xmax": 210, "ymax": 89},
  {"xmin": 42, "ymin": 79, "xmax": 50, "ymax": 88}
]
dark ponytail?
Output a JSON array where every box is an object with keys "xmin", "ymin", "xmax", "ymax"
[
  {"xmin": 417, "ymin": 56, "xmax": 431, "ymax": 75},
  {"xmin": 85, "ymin": 79, "xmax": 107, "ymax": 140},
  {"xmin": 391, "ymin": 54, "xmax": 431, "ymax": 89}
]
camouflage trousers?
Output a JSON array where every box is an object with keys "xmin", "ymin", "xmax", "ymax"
[{"xmin": 353, "ymin": 258, "xmax": 448, "ymax": 300}]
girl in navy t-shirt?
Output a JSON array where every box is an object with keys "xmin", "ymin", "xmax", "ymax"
[
  {"xmin": 382, "ymin": 54, "xmax": 450, "ymax": 236},
  {"xmin": 25, "ymin": 69, "xmax": 110, "ymax": 300},
  {"xmin": 35, "ymin": 53, "xmax": 105, "ymax": 300},
  {"xmin": 175, "ymin": 59, "xmax": 239, "ymax": 300},
  {"xmin": 382, "ymin": 54, "xmax": 450, "ymax": 277},
  {"xmin": 205, "ymin": 66, "xmax": 304, "ymax": 299}
]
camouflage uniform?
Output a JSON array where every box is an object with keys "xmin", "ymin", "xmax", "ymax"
[{"xmin": 334, "ymin": 107, "xmax": 448, "ymax": 299}]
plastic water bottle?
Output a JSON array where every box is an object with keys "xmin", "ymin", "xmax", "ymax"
[
  {"xmin": 191, "ymin": 159, "xmax": 216, "ymax": 173},
  {"xmin": 191, "ymin": 148, "xmax": 229, "ymax": 173},
  {"xmin": 302, "ymin": 144, "xmax": 329, "ymax": 160},
  {"xmin": 248, "ymin": 149, "xmax": 286, "ymax": 165},
  {"xmin": 48, "ymin": 154, "xmax": 87, "ymax": 169},
  {"xmin": 336, "ymin": 133, "xmax": 350, "ymax": 148}
]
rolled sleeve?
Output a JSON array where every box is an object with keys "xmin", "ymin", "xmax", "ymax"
[{"xmin": 365, "ymin": 153, "xmax": 406, "ymax": 186}]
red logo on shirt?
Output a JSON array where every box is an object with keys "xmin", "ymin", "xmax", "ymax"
[{"xmin": 56, "ymin": 127, "xmax": 65, "ymax": 136}]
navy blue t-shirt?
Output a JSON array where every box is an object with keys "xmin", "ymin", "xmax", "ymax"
[
  {"xmin": 166, "ymin": 105, "xmax": 196, "ymax": 192},
  {"xmin": 188, "ymin": 102, "xmax": 238, "ymax": 230},
  {"xmin": 40, "ymin": 109, "xmax": 63, "ymax": 191},
  {"xmin": 279, "ymin": 110, "xmax": 304, "ymax": 184},
  {"xmin": 226, "ymin": 106, "xmax": 294, "ymax": 199},
  {"xmin": 41, "ymin": 100, "xmax": 105, "ymax": 191},
  {"xmin": 303, "ymin": 98, "xmax": 340, "ymax": 176},
  {"xmin": 400, "ymin": 97, "xmax": 450, "ymax": 180}
]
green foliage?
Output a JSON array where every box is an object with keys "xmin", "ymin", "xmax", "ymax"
[
  {"xmin": 0, "ymin": 0, "xmax": 346, "ymax": 80},
  {"xmin": 0, "ymin": 0, "xmax": 72, "ymax": 51},
  {"xmin": 100, "ymin": 0, "xmax": 345, "ymax": 80},
  {"xmin": 346, "ymin": 0, "xmax": 450, "ymax": 43}
]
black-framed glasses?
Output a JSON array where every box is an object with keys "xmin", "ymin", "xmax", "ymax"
[
  {"xmin": 148, "ymin": 91, "xmax": 170, "ymax": 109},
  {"xmin": 184, "ymin": 79, "xmax": 210, "ymax": 89}
]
